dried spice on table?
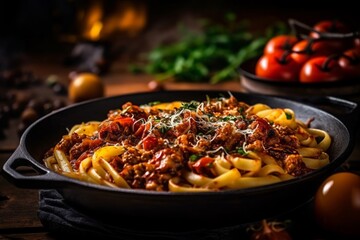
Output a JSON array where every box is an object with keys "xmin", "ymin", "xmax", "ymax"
[{"xmin": 0, "ymin": 69, "xmax": 68, "ymax": 139}]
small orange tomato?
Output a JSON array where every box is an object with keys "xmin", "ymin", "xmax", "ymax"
[
  {"xmin": 68, "ymin": 73, "xmax": 104, "ymax": 103},
  {"xmin": 314, "ymin": 171, "xmax": 360, "ymax": 237}
]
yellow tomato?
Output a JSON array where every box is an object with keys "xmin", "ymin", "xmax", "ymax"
[
  {"xmin": 314, "ymin": 171, "xmax": 360, "ymax": 237},
  {"xmin": 68, "ymin": 73, "xmax": 104, "ymax": 103}
]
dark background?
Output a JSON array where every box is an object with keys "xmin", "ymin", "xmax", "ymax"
[{"xmin": 1, "ymin": 0, "xmax": 359, "ymax": 50}]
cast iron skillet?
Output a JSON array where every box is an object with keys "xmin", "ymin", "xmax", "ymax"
[{"xmin": 2, "ymin": 90, "xmax": 359, "ymax": 230}]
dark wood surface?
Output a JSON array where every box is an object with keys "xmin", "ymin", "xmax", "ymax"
[{"xmin": 1, "ymin": 56, "xmax": 360, "ymax": 239}]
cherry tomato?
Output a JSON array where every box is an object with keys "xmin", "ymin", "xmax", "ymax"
[
  {"xmin": 338, "ymin": 48, "xmax": 360, "ymax": 79},
  {"xmin": 310, "ymin": 20, "xmax": 350, "ymax": 39},
  {"xmin": 255, "ymin": 52, "xmax": 301, "ymax": 82},
  {"xmin": 142, "ymin": 135, "xmax": 158, "ymax": 150},
  {"xmin": 148, "ymin": 80, "xmax": 165, "ymax": 91},
  {"xmin": 314, "ymin": 171, "xmax": 360, "ymax": 237},
  {"xmin": 189, "ymin": 156, "xmax": 215, "ymax": 176},
  {"xmin": 264, "ymin": 35, "xmax": 298, "ymax": 55},
  {"xmin": 299, "ymin": 56, "xmax": 344, "ymax": 83},
  {"xmin": 354, "ymin": 37, "xmax": 360, "ymax": 50},
  {"xmin": 114, "ymin": 117, "xmax": 134, "ymax": 127},
  {"xmin": 291, "ymin": 39, "xmax": 339, "ymax": 66},
  {"xmin": 310, "ymin": 20, "xmax": 352, "ymax": 52}
]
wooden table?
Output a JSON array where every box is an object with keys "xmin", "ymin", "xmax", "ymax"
[{"xmin": 1, "ymin": 55, "xmax": 360, "ymax": 239}]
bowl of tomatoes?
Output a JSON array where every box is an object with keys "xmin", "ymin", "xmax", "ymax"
[{"xmin": 239, "ymin": 19, "xmax": 360, "ymax": 98}]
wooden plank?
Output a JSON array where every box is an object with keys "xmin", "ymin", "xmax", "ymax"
[
  {"xmin": 0, "ymin": 153, "xmax": 44, "ymax": 230},
  {"xmin": 0, "ymin": 232, "xmax": 56, "ymax": 240}
]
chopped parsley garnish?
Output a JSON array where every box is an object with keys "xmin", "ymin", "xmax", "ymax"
[
  {"xmin": 236, "ymin": 147, "xmax": 247, "ymax": 155},
  {"xmin": 181, "ymin": 101, "xmax": 200, "ymax": 110},
  {"xmin": 207, "ymin": 162, "xmax": 214, "ymax": 168},
  {"xmin": 147, "ymin": 101, "xmax": 162, "ymax": 106},
  {"xmin": 285, "ymin": 112, "xmax": 292, "ymax": 120},
  {"xmin": 206, "ymin": 95, "xmax": 211, "ymax": 105},
  {"xmin": 238, "ymin": 107, "xmax": 244, "ymax": 114},
  {"xmin": 189, "ymin": 154, "xmax": 199, "ymax": 162},
  {"xmin": 159, "ymin": 125, "xmax": 170, "ymax": 134},
  {"xmin": 222, "ymin": 115, "xmax": 238, "ymax": 121}
]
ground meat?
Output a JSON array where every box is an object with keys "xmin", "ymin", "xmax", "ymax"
[
  {"xmin": 150, "ymin": 148, "xmax": 185, "ymax": 174},
  {"xmin": 45, "ymin": 96, "xmax": 329, "ymax": 191},
  {"xmin": 121, "ymin": 147, "xmax": 147, "ymax": 165},
  {"xmin": 247, "ymin": 117, "xmax": 271, "ymax": 143},
  {"xmin": 284, "ymin": 154, "xmax": 311, "ymax": 176},
  {"xmin": 56, "ymin": 133, "xmax": 85, "ymax": 153},
  {"xmin": 113, "ymin": 147, "xmax": 186, "ymax": 190},
  {"xmin": 275, "ymin": 125, "xmax": 300, "ymax": 148},
  {"xmin": 98, "ymin": 118, "xmax": 139, "ymax": 142},
  {"xmin": 213, "ymin": 122, "xmax": 233, "ymax": 142},
  {"xmin": 69, "ymin": 138, "xmax": 103, "ymax": 161}
]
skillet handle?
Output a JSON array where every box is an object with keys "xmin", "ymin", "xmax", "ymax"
[
  {"xmin": 2, "ymin": 147, "xmax": 67, "ymax": 189},
  {"xmin": 295, "ymin": 96, "xmax": 359, "ymax": 134}
]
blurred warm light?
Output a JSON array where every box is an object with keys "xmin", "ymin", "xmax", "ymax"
[
  {"xmin": 89, "ymin": 21, "xmax": 103, "ymax": 40},
  {"xmin": 117, "ymin": 4, "xmax": 147, "ymax": 36},
  {"xmin": 83, "ymin": 1, "xmax": 103, "ymax": 40},
  {"xmin": 80, "ymin": 0, "xmax": 147, "ymax": 41}
]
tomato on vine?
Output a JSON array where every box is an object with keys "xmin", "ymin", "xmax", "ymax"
[
  {"xmin": 310, "ymin": 20, "xmax": 350, "ymax": 39},
  {"xmin": 299, "ymin": 56, "xmax": 344, "ymax": 83},
  {"xmin": 338, "ymin": 48, "xmax": 360, "ymax": 78},
  {"xmin": 354, "ymin": 37, "xmax": 360, "ymax": 50},
  {"xmin": 310, "ymin": 20, "xmax": 352, "ymax": 52},
  {"xmin": 264, "ymin": 35, "xmax": 298, "ymax": 55},
  {"xmin": 291, "ymin": 39, "xmax": 340, "ymax": 66},
  {"xmin": 255, "ymin": 51, "xmax": 301, "ymax": 82}
]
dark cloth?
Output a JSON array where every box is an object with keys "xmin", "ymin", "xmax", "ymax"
[{"xmin": 38, "ymin": 189, "xmax": 248, "ymax": 240}]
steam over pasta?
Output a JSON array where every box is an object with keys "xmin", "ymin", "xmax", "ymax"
[{"xmin": 43, "ymin": 94, "xmax": 331, "ymax": 191}]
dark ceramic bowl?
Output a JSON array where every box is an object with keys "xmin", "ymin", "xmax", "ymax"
[{"xmin": 239, "ymin": 57, "xmax": 360, "ymax": 99}]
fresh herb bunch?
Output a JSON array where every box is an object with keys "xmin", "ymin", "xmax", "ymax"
[{"xmin": 130, "ymin": 13, "xmax": 288, "ymax": 84}]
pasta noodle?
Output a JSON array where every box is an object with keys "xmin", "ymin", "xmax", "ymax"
[{"xmin": 43, "ymin": 94, "xmax": 331, "ymax": 192}]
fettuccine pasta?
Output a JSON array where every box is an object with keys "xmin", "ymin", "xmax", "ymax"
[{"xmin": 43, "ymin": 94, "xmax": 331, "ymax": 191}]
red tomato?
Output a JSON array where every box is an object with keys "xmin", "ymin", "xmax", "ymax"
[
  {"xmin": 354, "ymin": 37, "xmax": 360, "ymax": 49},
  {"xmin": 291, "ymin": 39, "xmax": 339, "ymax": 65},
  {"xmin": 338, "ymin": 48, "xmax": 360, "ymax": 78},
  {"xmin": 310, "ymin": 20, "xmax": 352, "ymax": 51},
  {"xmin": 255, "ymin": 52, "xmax": 301, "ymax": 82},
  {"xmin": 114, "ymin": 117, "xmax": 134, "ymax": 127},
  {"xmin": 299, "ymin": 56, "xmax": 344, "ymax": 83},
  {"xmin": 264, "ymin": 35, "xmax": 298, "ymax": 55},
  {"xmin": 134, "ymin": 124, "xmax": 145, "ymax": 137},
  {"xmin": 314, "ymin": 172, "xmax": 360, "ymax": 237},
  {"xmin": 142, "ymin": 135, "xmax": 158, "ymax": 150},
  {"xmin": 310, "ymin": 20, "xmax": 350, "ymax": 39},
  {"xmin": 190, "ymin": 157, "xmax": 215, "ymax": 176}
]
